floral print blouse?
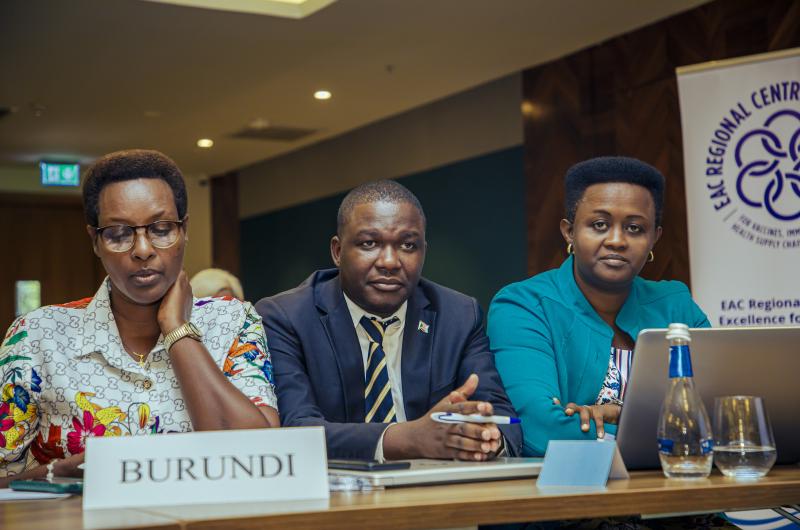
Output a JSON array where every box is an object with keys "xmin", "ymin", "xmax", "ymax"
[
  {"xmin": 596, "ymin": 347, "xmax": 633, "ymax": 406},
  {"xmin": 0, "ymin": 279, "xmax": 277, "ymax": 478}
]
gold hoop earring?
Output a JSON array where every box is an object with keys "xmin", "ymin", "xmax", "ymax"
[
  {"xmin": 648, "ymin": 250, "xmax": 655, "ymax": 263},
  {"xmin": 567, "ymin": 243, "xmax": 574, "ymax": 255}
]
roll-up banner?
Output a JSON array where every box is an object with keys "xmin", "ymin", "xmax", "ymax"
[{"xmin": 677, "ymin": 48, "xmax": 800, "ymax": 328}]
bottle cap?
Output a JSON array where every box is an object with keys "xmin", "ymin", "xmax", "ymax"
[{"xmin": 665, "ymin": 322, "xmax": 691, "ymax": 342}]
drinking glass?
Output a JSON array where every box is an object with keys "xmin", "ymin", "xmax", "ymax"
[{"xmin": 713, "ymin": 396, "xmax": 776, "ymax": 479}]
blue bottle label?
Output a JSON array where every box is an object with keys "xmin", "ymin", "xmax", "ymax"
[
  {"xmin": 668, "ymin": 345, "xmax": 693, "ymax": 378},
  {"xmin": 701, "ymin": 438, "xmax": 713, "ymax": 455},
  {"xmin": 657, "ymin": 438, "xmax": 674, "ymax": 454}
]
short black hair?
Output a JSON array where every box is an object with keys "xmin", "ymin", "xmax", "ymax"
[
  {"xmin": 337, "ymin": 179, "xmax": 426, "ymax": 234},
  {"xmin": 564, "ymin": 156, "xmax": 665, "ymax": 225},
  {"xmin": 82, "ymin": 149, "xmax": 187, "ymax": 226}
]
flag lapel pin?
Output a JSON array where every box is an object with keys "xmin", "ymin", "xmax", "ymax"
[{"xmin": 417, "ymin": 320, "xmax": 430, "ymax": 334}]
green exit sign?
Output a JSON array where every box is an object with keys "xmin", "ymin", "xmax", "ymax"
[{"xmin": 40, "ymin": 162, "xmax": 80, "ymax": 186}]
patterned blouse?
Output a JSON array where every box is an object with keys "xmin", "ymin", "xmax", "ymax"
[
  {"xmin": 0, "ymin": 279, "xmax": 277, "ymax": 477},
  {"xmin": 596, "ymin": 347, "xmax": 633, "ymax": 406}
]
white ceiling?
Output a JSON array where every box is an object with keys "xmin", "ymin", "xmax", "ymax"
[{"xmin": 0, "ymin": 0, "xmax": 709, "ymax": 177}]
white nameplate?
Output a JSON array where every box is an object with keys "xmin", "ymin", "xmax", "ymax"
[
  {"xmin": 83, "ymin": 427, "xmax": 328, "ymax": 510},
  {"xmin": 537, "ymin": 439, "xmax": 629, "ymax": 490}
]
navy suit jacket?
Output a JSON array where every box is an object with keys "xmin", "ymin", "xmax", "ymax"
[{"xmin": 255, "ymin": 268, "xmax": 523, "ymax": 459}]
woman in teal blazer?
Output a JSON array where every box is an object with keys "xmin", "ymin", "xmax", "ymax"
[{"xmin": 488, "ymin": 157, "xmax": 710, "ymax": 457}]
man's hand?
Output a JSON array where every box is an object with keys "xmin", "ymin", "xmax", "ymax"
[
  {"xmin": 157, "ymin": 270, "xmax": 193, "ymax": 335},
  {"xmin": 553, "ymin": 397, "xmax": 621, "ymax": 438},
  {"xmin": 383, "ymin": 374, "xmax": 501, "ymax": 461}
]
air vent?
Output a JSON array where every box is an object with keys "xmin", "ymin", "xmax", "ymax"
[{"xmin": 229, "ymin": 124, "xmax": 316, "ymax": 142}]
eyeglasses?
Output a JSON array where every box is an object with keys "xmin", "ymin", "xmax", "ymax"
[{"xmin": 94, "ymin": 220, "xmax": 185, "ymax": 253}]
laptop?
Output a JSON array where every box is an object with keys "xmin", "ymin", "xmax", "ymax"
[
  {"xmin": 327, "ymin": 457, "xmax": 542, "ymax": 488},
  {"xmin": 617, "ymin": 326, "xmax": 800, "ymax": 470}
]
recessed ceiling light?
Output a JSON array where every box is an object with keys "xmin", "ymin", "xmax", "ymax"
[
  {"xmin": 314, "ymin": 90, "xmax": 332, "ymax": 100},
  {"xmin": 520, "ymin": 101, "xmax": 545, "ymax": 119},
  {"xmin": 197, "ymin": 138, "xmax": 214, "ymax": 148}
]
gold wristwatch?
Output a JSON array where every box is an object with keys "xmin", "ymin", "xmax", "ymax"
[{"xmin": 163, "ymin": 322, "xmax": 203, "ymax": 352}]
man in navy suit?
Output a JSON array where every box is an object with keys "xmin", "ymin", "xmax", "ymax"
[{"xmin": 256, "ymin": 180, "xmax": 522, "ymax": 460}]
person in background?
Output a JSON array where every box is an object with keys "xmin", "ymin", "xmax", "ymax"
[
  {"xmin": 0, "ymin": 149, "xmax": 279, "ymax": 487},
  {"xmin": 489, "ymin": 156, "xmax": 710, "ymax": 458},
  {"xmin": 257, "ymin": 180, "xmax": 522, "ymax": 461},
  {"xmin": 191, "ymin": 268, "xmax": 245, "ymax": 300}
]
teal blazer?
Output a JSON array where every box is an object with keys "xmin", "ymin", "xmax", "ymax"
[{"xmin": 487, "ymin": 256, "xmax": 710, "ymax": 456}]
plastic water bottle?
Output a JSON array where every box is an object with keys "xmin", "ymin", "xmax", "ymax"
[{"xmin": 656, "ymin": 323, "xmax": 713, "ymax": 479}]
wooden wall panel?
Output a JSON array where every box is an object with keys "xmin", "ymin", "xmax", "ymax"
[
  {"xmin": 210, "ymin": 172, "xmax": 240, "ymax": 276},
  {"xmin": 522, "ymin": 0, "xmax": 800, "ymax": 286},
  {"xmin": 0, "ymin": 194, "xmax": 105, "ymax": 329},
  {"xmin": 523, "ymin": 55, "xmax": 594, "ymax": 274}
]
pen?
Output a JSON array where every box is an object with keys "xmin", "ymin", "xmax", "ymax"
[{"xmin": 430, "ymin": 412, "xmax": 521, "ymax": 424}]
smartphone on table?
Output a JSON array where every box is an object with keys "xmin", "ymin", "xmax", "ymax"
[
  {"xmin": 328, "ymin": 459, "xmax": 411, "ymax": 472},
  {"xmin": 10, "ymin": 477, "xmax": 83, "ymax": 494}
]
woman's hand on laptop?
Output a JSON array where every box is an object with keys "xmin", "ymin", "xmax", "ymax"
[
  {"xmin": 553, "ymin": 398, "xmax": 621, "ymax": 438},
  {"xmin": 383, "ymin": 374, "xmax": 501, "ymax": 461}
]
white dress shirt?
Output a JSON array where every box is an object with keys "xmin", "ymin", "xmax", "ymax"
[
  {"xmin": 343, "ymin": 294, "xmax": 407, "ymax": 460},
  {"xmin": 342, "ymin": 294, "xmax": 506, "ymax": 460},
  {"xmin": 343, "ymin": 294, "xmax": 408, "ymax": 422}
]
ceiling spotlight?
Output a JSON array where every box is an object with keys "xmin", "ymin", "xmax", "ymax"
[
  {"xmin": 314, "ymin": 90, "xmax": 332, "ymax": 100},
  {"xmin": 520, "ymin": 100, "xmax": 545, "ymax": 119},
  {"xmin": 197, "ymin": 138, "xmax": 214, "ymax": 148}
]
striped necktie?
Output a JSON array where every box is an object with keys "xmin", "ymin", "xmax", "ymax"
[{"xmin": 360, "ymin": 315, "xmax": 399, "ymax": 423}]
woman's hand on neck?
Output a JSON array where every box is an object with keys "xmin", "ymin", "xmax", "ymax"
[{"xmin": 156, "ymin": 270, "xmax": 193, "ymax": 335}]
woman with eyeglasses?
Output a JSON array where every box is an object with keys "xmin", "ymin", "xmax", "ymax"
[{"xmin": 0, "ymin": 149, "xmax": 279, "ymax": 486}]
